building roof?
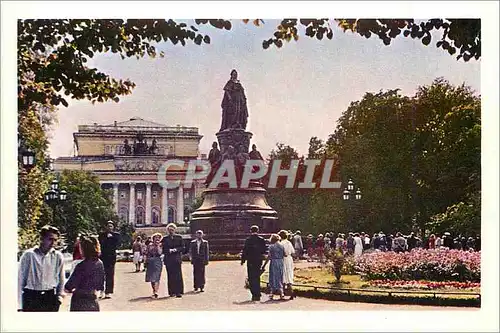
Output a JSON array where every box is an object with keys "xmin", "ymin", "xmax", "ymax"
[{"xmin": 108, "ymin": 117, "xmax": 169, "ymax": 128}]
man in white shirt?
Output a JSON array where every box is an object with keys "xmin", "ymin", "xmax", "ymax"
[
  {"xmin": 18, "ymin": 225, "xmax": 65, "ymax": 312},
  {"xmin": 189, "ymin": 230, "xmax": 209, "ymax": 292}
]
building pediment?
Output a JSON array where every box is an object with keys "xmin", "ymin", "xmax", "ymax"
[{"xmin": 108, "ymin": 117, "xmax": 168, "ymax": 128}]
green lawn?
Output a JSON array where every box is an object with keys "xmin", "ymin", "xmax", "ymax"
[{"xmin": 262, "ymin": 266, "xmax": 480, "ymax": 301}]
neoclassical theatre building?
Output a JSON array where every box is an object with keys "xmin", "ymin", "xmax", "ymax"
[{"xmin": 54, "ymin": 117, "xmax": 206, "ymax": 234}]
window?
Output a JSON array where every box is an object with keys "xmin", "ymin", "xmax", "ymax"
[
  {"xmin": 120, "ymin": 191, "xmax": 126, "ymax": 199},
  {"xmin": 118, "ymin": 207, "xmax": 128, "ymax": 223},
  {"xmin": 168, "ymin": 207, "xmax": 175, "ymax": 223},
  {"xmin": 168, "ymin": 192, "xmax": 174, "ymax": 199},
  {"xmin": 136, "ymin": 206, "xmax": 145, "ymax": 225},
  {"xmin": 152, "ymin": 207, "xmax": 161, "ymax": 224},
  {"xmin": 184, "ymin": 191, "xmax": 190, "ymax": 199},
  {"xmin": 137, "ymin": 191, "xmax": 143, "ymax": 200},
  {"xmin": 152, "ymin": 191, "xmax": 158, "ymax": 199}
]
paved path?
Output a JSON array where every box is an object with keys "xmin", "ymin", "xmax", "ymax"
[{"xmin": 61, "ymin": 261, "xmax": 476, "ymax": 311}]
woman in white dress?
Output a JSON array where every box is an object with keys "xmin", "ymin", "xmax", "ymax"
[
  {"xmin": 279, "ymin": 230, "xmax": 295, "ymax": 300},
  {"xmin": 353, "ymin": 232, "xmax": 363, "ymax": 257}
]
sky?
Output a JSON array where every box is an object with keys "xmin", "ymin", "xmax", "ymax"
[{"xmin": 48, "ymin": 20, "xmax": 480, "ymax": 159}]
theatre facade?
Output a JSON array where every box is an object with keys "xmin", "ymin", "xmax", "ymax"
[{"xmin": 54, "ymin": 117, "xmax": 206, "ymax": 235}]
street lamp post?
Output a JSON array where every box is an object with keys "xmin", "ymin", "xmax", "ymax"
[
  {"xmin": 343, "ymin": 178, "xmax": 362, "ymax": 230},
  {"xmin": 18, "ymin": 138, "xmax": 36, "ymax": 170},
  {"xmin": 44, "ymin": 178, "xmax": 67, "ymax": 226}
]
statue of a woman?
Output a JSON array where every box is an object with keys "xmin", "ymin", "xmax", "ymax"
[{"xmin": 220, "ymin": 69, "xmax": 248, "ymax": 131}]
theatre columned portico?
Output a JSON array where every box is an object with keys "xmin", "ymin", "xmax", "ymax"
[{"xmin": 54, "ymin": 117, "xmax": 205, "ymax": 235}]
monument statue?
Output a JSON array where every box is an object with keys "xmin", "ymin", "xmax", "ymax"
[
  {"xmin": 221, "ymin": 145, "xmax": 237, "ymax": 161},
  {"xmin": 208, "ymin": 141, "xmax": 221, "ymax": 166},
  {"xmin": 235, "ymin": 144, "xmax": 250, "ymax": 184},
  {"xmin": 191, "ymin": 70, "xmax": 278, "ymax": 254},
  {"xmin": 206, "ymin": 141, "xmax": 222, "ymax": 186},
  {"xmin": 249, "ymin": 144, "xmax": 264, "ymax": 160},
  {"xmin": 133, "ymin": 132, "xmax": 149, "ymax": 155},
  {"xmin": 123, "ymin": 139, "xmax": 132, "ymax": 155},
  {"xmin": 220, "ymin": 69, "xmax": 248, "ymax": 131},
  {"xmin": 149, "ymin": 138, "xmax": 159, "ymax": 155},
  {"xmin": 249, "ymin": 143, "xmax": 265, "ymax": 177}
]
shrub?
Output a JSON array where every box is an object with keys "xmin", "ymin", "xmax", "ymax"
[{"xmin": 354, "ymin": 248, "xmax": 480, "ymax": 282}]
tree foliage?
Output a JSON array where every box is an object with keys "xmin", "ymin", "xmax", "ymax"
[
  {"xmin": 262, "ymin": 19, "xmax": 480, "ymax": 61},
  {"xmin": 52, "ymin": 170, "xmax": 117, "ymax": 250},
  {"xmin": 268, "ymin": 79, "xmax": 480, "ymax": 236},
  {"xmin": 17, "ymin": 19, "xmax": 215, "ymax": 241}
]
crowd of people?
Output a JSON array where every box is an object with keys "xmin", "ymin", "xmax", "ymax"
[
  {"xmin": 18, "ymin": 222, "xmax": 481, "ymax": 312},
  {"xmin": 287, "ymin": 230, "xmax": 481, "ymax": 262},
  {"xmin": 18, "ymin": 222, "xmax": 209, "ymax": 312}
]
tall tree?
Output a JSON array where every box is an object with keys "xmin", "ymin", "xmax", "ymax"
[
  {"xmin": 42, "ymin": 170, "xmax": 118, "ymax": 251},
  {"xmin": 325, "ymin": 79, "xmax": 480, "ymax": 235},
  {"xmin": 265, "ymin": 143, "xmax": 311, "ymax": 231}
]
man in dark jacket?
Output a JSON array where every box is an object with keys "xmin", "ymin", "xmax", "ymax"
[
  {"xmin": 407, "ymin": 232, "xmax": 418, "ymax": 251},
  {"xmin": 241, "ymin": 225, "xmax": 267, "ymax": 301},
  {"xmin": 189, "ymin": 230, "xmax": 209, "ymax": 292},
  {"xmin": 443, "ymin": 232, "xmax": 454, "ymax": 249},
  {"xmin": 162, "ymin": 223, "xmax": 185, "ymax": 297},
  {"xmin": 99, "ymin": 220, "xmax": 121, "ymax": 299}
]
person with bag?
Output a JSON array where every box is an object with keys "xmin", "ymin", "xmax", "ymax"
[{"xmin": 145, "ymin": 233, "xmax": 163, "ymax": 298}]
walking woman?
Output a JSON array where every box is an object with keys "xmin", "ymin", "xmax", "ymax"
[
  {"xmin": 145, "ymin": 233, "xmax": 163, "ymax": 298},
  {"xmin": 354, "ymin": 233, "xmax": 363, "ymax": 257},
  {"xmin": 279, "ymin": 230, "xmax": 295, "ymax": 300},
  {"xmin": 64, "ymin": 235, "xmax": 105, "ymax": 311},
  {"xmin": 263, "ymin": 234, "xmax": 285, "ymax": 300}
]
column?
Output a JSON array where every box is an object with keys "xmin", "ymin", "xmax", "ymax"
[
  {"xmin": 162, "ymin": 185, "xmax": 169, "ymax": 224},
  {"xmin": 113, "ymin": 183, "xmax": 119, "ymax": 215},
  {"xmin": 193, "ymin": 180, "xmax": 199, "ymax": 199},
  {"xmin": 145, "ymin": 182, "xmax": 152, "ymax": 225},
  {"xmin": 177, "ymin": 185, "xmax": 184, "ymax": 224},
  {"xmin": 129, "ymin": 183, "xmax": 136, "ymax": 225}
]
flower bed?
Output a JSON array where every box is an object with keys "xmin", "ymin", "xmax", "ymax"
[
  {"xmin": 354, "ymin": 248, "xmax": 480, "ymax": 282},
  {"xmin": 368, "ymin": 279, "xmax": 480, "ymax": 290}
]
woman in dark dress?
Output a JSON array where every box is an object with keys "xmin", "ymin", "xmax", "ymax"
[{"xmin": 64, "ymin": 235, "xmax": 105, "ymax": 311}]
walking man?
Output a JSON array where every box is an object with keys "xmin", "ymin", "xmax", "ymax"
[
  {"xmin": 189, "ymin": 230, "xmax": 209, "ymax": 292},
  {"xmin": 18, "ymin": 225, "xmax": 65, "ymax": 312},
  {"xmin": 241, "ymin": 225, "xmax": 267, "ymax": 302},
  {"xmin": 162, "ymin": 223, "xmax": 185, "ymax": 298},
  {"xmin": 98, "ymin": 220, "xmax": 121, "ymax": 299}
]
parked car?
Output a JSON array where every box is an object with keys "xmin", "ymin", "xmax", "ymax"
[{"xmin": 62, "ymin": 252, "xmax": 73, "ymax": 279}]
